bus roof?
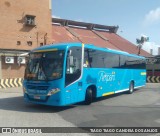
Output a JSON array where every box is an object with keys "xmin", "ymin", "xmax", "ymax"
[{"xmin": 31, "ymin": 42, "xmax": 145, "ymax": 59}]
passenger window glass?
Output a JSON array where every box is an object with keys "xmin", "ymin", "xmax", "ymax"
[
  {"xmin": 84, "ymin": 48, "xmax": 145, "ymax": 69},
  {"xmin": 104, "ymin": 53, "xmax": 119, "ymax": 68},
  {"xmin": 84, "ymin": 49, "xmax": 105, "ymax": 68},
  {"xmin": 65, "ymin": 47, "xmax": 82, "ymax": 86},
  {"xmin": 84, "ymin": 48, "xmax": 119, "ymax": 68}
]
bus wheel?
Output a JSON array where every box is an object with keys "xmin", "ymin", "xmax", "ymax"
[
  {"xmin": 85, "ymin": 88, "xmax": 93, "ymax": 105},
  {"xmin": 128, "ymin": 81, "xmax": 134, "ymax": 94}
]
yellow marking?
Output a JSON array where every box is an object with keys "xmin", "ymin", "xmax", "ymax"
[
  {"xmin": 33, "ymin": 48, "xmax": 58, "ymax": 53},
  {"xmin": 5, "ymin": 79, "xmax": 10, "ymax": 88},
  {"xmin": 10, "ymin": 79, "xmax": 15, "ymax": 88},
  {"xmin": 82, "ymin": 43, "xmax": 84, "ymax": 47},
  {"xmin": 156, "ymin": 76, "xmax": 160, "ymax": 83},
  {"xmin": 18, "ymin": 78, "xmax": 22, "ymax": 86},
  {"xmin": 14, "ymin": 79, "xmax": 18, "ymax": 87},
  {"xmin": 1, "ymin": 79, "xmax": 6, "ymax": 88},
  {"xmin": 112, "ymin": 72, "xmax": 115, "ymax": 74},
  {"xmin": 102, "ymin": 92, "xmax": 114, "ymax": 96},
  {"xmin": 141, "ymin": 72, "xmax": 146, "ymax": 75}
]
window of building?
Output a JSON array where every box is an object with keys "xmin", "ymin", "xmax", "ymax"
[
  {"xmin": 25, "ymin": 15, "xmax": 36, "ymax": 26},
  {"xmin": 27, "ymin": 41, "xmax": 32, "ymax": 46},
  {"xmin": 40, "ymin": 43, "xmax": 43, "ymax": 46},
  {"xmin": 17, "ymin": 41, "xmax": 21, "ymax": 45}
]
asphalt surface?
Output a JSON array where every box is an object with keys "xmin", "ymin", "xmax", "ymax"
[{"xmin": 0, "ymin": 83, "xmax": 160, "ymax": 136}]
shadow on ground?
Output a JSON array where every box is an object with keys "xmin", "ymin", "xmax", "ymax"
[
  {"xmin": 0, "ymin": 96, "xmax": 76, "ymax": 113},
  {"xmin": 0, "ymin": 89, "xmax": 141, "ymax": 113}
]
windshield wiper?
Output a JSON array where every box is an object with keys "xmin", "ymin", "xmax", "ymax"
[{"xmin": 40, "ymin": 57, "xmax": 48, "ymax": 82}]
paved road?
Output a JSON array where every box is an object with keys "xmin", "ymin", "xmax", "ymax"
[{"xmin": 0, "ymin": 83, "xmax": 160, "ymax": 136}]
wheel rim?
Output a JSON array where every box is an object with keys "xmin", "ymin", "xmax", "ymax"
[{"xmin": 130, "ymin": 83, "xmax": 133, "ymax": 93}]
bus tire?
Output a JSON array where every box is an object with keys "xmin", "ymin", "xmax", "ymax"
[
  {"xmin": 85, "ymin": 88, "xmax": 93, "ymax": 105},
  {"xmin": 128, "ymin": 81, "xmax": 134, "ymax": 94}
]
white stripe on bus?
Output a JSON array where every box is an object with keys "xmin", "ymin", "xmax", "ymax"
[
  {"xmin": 115, "ymin": 85, "xmax": 145, "ymax": 93},
  {"xmin": 115, "ymin": 88, "xmax": 128, "ymax": 93}
]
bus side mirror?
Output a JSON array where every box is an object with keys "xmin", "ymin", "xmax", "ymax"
[{"xmin": 69, "ymin": 56, "xmax": 74, "ymax": 66}]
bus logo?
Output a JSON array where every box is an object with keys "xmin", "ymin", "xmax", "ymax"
[{"xmin": 98, "ymin": 71, "xmax": 115, "ymax": 83}]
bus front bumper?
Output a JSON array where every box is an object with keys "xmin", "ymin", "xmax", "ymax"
[{"xmin": 23, "ymin": 93, "xmax": 63, "ymax": 106}]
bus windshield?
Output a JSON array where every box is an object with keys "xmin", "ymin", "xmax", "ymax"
[{"xmin": 24, "ymin": 50, "xmax": 65, "ymax": 81}]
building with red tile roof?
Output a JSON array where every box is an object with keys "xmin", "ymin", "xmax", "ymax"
[{"xmin": 52, "ymin": 18, "xmax": 150, "ymax": 57}]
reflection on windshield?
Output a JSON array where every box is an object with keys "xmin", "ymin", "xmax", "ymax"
[{"xmin": 25, "ymin": 50, "xmax": 64, "ymax": 81}]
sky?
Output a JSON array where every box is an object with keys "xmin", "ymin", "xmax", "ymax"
[{"xmin": 52, "ymin": 0, "xmax": 160, "ymax": 54}]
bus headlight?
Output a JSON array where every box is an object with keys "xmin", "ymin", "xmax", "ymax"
[{"xmin": 47, "ymin": 88, "xmax": 60, "ymax": 96}]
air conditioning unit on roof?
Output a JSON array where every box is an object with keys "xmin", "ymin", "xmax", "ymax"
[
  {"xmin": 5, "ymin": 57, "xmax": 14, "ymax": 64},
  {"xmin": 17, "ymin": 57, "xmax": 26, "ymax": 64}
]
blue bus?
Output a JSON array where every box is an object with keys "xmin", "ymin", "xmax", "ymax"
[{"xmin": 23, "ymin": 43, "xmax": 146, "ymax": 106}]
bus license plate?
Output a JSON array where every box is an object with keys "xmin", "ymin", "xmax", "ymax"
[{"xmin": 34, "ymin": 96, "xmax": 40, "ymax": 99}]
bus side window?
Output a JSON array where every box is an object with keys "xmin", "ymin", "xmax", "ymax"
[
  {"xmin": 65, "ymin": 47, "xmax": 82, "ymax": 86},
  {"xmin": 84, "ymin": 48, "xmax": 92, "ymax": 67}
]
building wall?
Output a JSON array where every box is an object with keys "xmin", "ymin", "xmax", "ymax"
[
  {"xmin": 0, "ymin": 0, "xmax": 52, "ymax": 49},
  {"xmin": 0, "ymin": 0, "xmax": 52, "ymax": 78},
  {"xmin": 1, "ymin": 56, "xmax": 25, "ymax": 78}
]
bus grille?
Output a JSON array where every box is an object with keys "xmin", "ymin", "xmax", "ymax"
[{"xmin": 27, "ymin": 85, "xmax": 48, "ymax": 90}]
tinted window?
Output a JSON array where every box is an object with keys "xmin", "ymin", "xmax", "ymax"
[
  {"xmin": 120, "ymin": 55, "xmax": 128, "ymax": 68},
  {"xmin": 84, "ymin": 48, "xmax": 145, "ymax": 69},
  {"xmin": 120, "ymin": 55, "xmax": 146, "ymax": 69},
  {"xmin": 84, "ymin": 49, "xmax": 104, "ymax": 68},
  {"xmin": 84, "ymin": 48, "xmax": 119, "ymax": 68},
  {"xmin": 104, "ymin": 53, "xmax": 120, "ymax": 68}
]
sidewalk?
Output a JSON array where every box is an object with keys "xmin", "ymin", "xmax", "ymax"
[
  {"xmin": 0, "ymin": 87, "xmax": 23, "ymax": 93},
  {"xmin": 145, "ymin": 83, "xmax": 160, "ymax": 89}
]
